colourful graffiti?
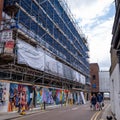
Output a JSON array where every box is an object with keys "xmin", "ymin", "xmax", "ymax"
[
  {"xmin": 0, "ymin": 81, "xmax": 83, "ymax": 113},
  {"xmin": 8, "ymin": 83, "xmax": 33, "ymax": 112},
  {"xmin": 35, "ymin": 87, "xmax": 68, "ymax": 107},
  {"xmin": 0, "ymin": 82, "xmax": 10, "ymax": 112}
]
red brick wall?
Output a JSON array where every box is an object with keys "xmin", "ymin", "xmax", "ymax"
[
  {"xmin": 90, "ymin": 63, "xmax": 99, "ymax": 94},
  {"xmin": 0, "ymin": 0, "xmax": 4, "ymax": 23}
]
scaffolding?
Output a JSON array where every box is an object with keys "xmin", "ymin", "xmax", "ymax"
[
  {"xmin": 0, "ymin": 64, "xmax": 85, "ymax": 89},
  {"xmin": 0, "ymin": 0, "xmax": 90, "ymax": 89}
]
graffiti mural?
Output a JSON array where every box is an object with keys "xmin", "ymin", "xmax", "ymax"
[
  {"xmin": 0, "ymin": 82, "xmax": 10, "ymax": 112},
  {"xmin": 36, "ymin": 87, "xmax": 42, "ymax": 107},
  {"xmin": 36, "ymin": 87, "xmax": 54, "ymax": 107},
  {"xmin": 35, "ymin": 87, "xmax": 67, "ymax": 107},
  {"xmin": 0, "ymin": 81, "xmax": 82, "ymax": 113},
  {"xmin": 8, "ymin": 83, "xmax": 33, "ymax": 112}
]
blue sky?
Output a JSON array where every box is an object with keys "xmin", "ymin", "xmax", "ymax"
[{"xmin": 66, "ymin": 0, "xmax": 115, "ymax": 70}]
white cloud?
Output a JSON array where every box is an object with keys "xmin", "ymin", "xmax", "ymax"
[
  {"xmin": 66, "ymin": 0, "xmax": 115, "ymax": 70},
  {"xmin": 88, "ymin": 17, "xmax": 114, "ymax": 70},
  {"xmin": 66, "ymin": 0, "xmax": 113, "ymax": 19}
]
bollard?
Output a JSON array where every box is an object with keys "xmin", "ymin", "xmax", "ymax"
[
  {"xmin": 64, "ymin": 101, "xmax": 66, "ymax": 106},
  {"xmin": 43, "ymin": 101, "xmax": 46, "ymax": 110},
  {"xmin": 106, "ymin": 116, "xmax": 113, "ymax": 120},
  {"xmin": 20, "ymin": 106, "xmax": 26, "ymax": 115},
  {"xmin": 41, "ymin": 103, "xmax": 43, "ymax": 110}
]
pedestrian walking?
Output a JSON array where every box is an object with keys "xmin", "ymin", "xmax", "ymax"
[
  {"xmin": 90, "ymin": 94, "xmax": 97, "ymax": 110},
  {"xmin": 97, "ymin": 93, "xmax": 104, "ymax": 110}
]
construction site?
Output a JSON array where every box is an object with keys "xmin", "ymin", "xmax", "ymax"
[{"xmin": 0, "ymin": 0, "xmax": 90, "ymax": 113}]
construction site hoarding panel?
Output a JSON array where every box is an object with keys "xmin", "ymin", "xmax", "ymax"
[{"xmin": 0, "ymin": 82, "xmax": 10, "ymax": 112}]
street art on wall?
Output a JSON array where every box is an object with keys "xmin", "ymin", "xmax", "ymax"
[
  {"xmin": 0, "ymin": 82, "xmax": 10, "ymax": 112},
  {"xmin": 0, "ymin": 81, "xmax": 84, "ymax": 113},
  {"xmin": 8, "ymin": 83, "xmax": 33, "ymax": 112},
  {"xmin": 35, "ymin": 86, "xmax": 68, "ymax": 107}
]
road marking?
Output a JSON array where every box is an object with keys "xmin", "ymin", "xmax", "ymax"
[
  {"xmin": 105, "ymin": 104, "xmax": 110, "ymax": 110},
  {"xmin": 91, "ymin": 103, "xmax": 110, "ymax": 120},
  {"xmin": 90, "ymin": 111, "xmax": 99, "ymax": 120},
  {"xmin": 94, "ymin": 111, "xmax": 101, "ymax": 120}
]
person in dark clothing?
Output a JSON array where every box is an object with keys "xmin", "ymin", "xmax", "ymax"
[
  {"xmin": 91, "ymin": 94, "xmax": 97, "ymax": 110},
  {"xmin": 97, "ymin": 93, "xmax": 103, "ymax": 110}
]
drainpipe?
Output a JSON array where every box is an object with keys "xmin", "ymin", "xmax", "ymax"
[{"xmin": 117, "ymin": 50, "xmax": 120, "ymax": 71}]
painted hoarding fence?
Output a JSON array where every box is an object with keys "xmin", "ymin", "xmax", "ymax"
[
  {"xmin": 0, "ymin": 82, "xmax": 10, "ymax": 112},
  {"xmin": 35, "ymin": 87, "xmax": 84, "ymax": 107},
  {"xmin": 35, "ymin": 87, "xmax": 67, "ymax": 107},
  {"xmin": 8, "ymin": 83, "xmax": 33, "ymax": 112},
  {"xmin": 0, "ymin": 81, "xmax": 86, "ymax": 113}
]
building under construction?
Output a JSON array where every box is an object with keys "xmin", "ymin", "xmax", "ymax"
[{"xmin": 0, "ymin": 0, "xmax": 90, "ymax": 112}]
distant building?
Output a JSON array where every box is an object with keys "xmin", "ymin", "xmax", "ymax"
[
  {"xmin": 110, "ymin": 0, "xmax": 120, "ymax": 119},
  {"xmin": 99, "ymin": 71, "xmax": 110, "ymax": 93},
  {"xmin": 90, "ymin": 63, "xmax": 99, "ymax": 95},
  {"xmin": 90, "ymin": 64, "xmax": 110, "ymax": 99}
]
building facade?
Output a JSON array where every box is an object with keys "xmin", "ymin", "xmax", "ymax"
[
  {"xmin": 99, "ymin": 71, "xmax": 110, "ymax": 93},
  {"xmin": 0, "ymin": 0, "xmax": 4, "ymax": 23},
  {"xmin": 110, "ymin": 0, "xmax": 120, "ymax": 119},
  {"xmin": 0, "ymin": 0, "xmax": 90, "ymax": 113},
  {"xmin": 90, "ymin": 63, "xmax": 99, "ymax": 96}
]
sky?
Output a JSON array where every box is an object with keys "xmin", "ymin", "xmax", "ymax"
[{"xmin": 66, "ymin": 0, "xmax": 115, "ymax": 70}]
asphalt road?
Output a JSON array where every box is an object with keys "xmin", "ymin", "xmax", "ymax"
[{"xmin": 12, "ymin": 103, "xmax": 97, "ymax": 120}]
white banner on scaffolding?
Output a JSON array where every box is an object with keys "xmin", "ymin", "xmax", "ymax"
[
  {"xmin": 78, "ymin": 73, "xmax": 82, "ymax": 83},
  {"xmin": 57, "ymin": 61, "xmax": 64, "ymax": 77},
  {"xmin": 72, "ymin": 70, "xmax": 77, "ymax": 81},
  {"xmin": 76, "ymin": 72, "xmax": 79, "ymax": 82},
  {"xmin": 44, "ymin": 54, "xmax": 57, "ymax": 74},
  {"xmin": 81, "ymin": 74, "xmax": 86, "ymax": 84},
  {"xmin": 17, "ymin": 39, "xmax": 44, "ymax": 71},
  {"xmin": 63, "ymin": 64, "xmax": 72, "ymax": 80}
]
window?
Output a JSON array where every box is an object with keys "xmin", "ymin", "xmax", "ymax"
[
  {"xmin": 92, "ymin": 84, "xmax": 96, "ymax": 88},
  {"xmin": 92, "ymin": 75, "xmax": 96, "ymax": 80}
]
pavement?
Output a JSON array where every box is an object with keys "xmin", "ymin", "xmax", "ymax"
[
  {"xmin": 98, "ymin": 102, "xmax": 116, "ymax": 120},
  {"xmin": 0, "ymin": 105, "xmax": 62, "ymax": 120},
  {"xmin": 0, "ymin": 101, "xmax": 116, "ymax": 120}
]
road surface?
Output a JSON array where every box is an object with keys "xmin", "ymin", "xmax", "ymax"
[{"xmin": 12, "ymin": 103, "xmax": 101, "ymax": 120}]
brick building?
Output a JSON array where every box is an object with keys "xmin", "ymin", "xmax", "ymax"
[
  {"xmin": 0, "ymin": 0, "xmax": 4, "ymax": 22},
  {"xmin": 90, "ymin": 63, "xmax": 99, "ymax": 95}
]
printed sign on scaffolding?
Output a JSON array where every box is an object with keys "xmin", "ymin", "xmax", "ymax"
[
  {"xmin": 4, "ymin": 41, "xmax": 14, "ymax": 54},
  {"xmin": 0, "ymin": 30, "xmax": 13, "ymax": 42}
]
